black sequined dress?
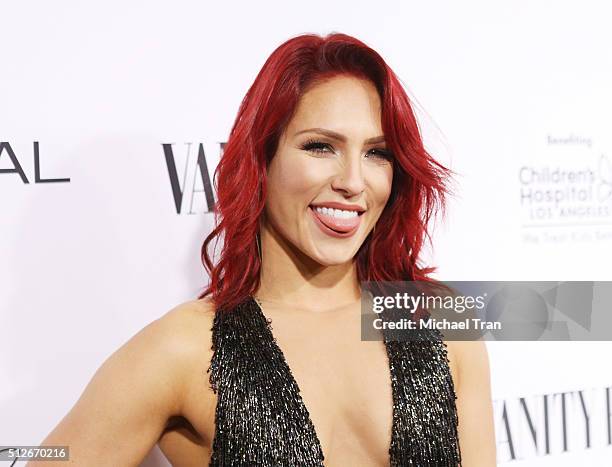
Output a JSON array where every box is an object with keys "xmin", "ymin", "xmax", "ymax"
[{"xmin": 206, "ymin": 296, "xmax": 462, "ymax": 466}]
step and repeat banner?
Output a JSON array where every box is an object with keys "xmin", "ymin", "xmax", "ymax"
[{"xmin": 1, "ymin": 1, "xmax": 611, "ymax": 465}]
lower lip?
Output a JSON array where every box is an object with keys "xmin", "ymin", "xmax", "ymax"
[{"xmin": 309, "ymin": 206, "xmax": 362, "ymax": 238}]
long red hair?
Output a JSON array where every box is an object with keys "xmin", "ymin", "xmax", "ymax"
[{"xmin": 198, "ymin": 32, "xmax": 452, "ymax": 313}]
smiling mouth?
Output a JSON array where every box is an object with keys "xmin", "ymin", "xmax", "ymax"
[{"xmin": 308, "ymin": 205, "xmax": 364, "ymax": 237}]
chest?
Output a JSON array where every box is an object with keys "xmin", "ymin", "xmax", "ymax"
[
  {"xmin": 269, "ymin": 308, "xmax": 395, "ymax": 465},
  {"xmin": 178, "ymin": 308, "xmax": 394, "ymax": 465},
  {"xmin": 169, "ymin": 301, "xmax": 460, "ymax": 466}
]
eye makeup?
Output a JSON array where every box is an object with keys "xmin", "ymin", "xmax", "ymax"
[{"xmin": 299, "ymin": 138, "xmax": 393, "ymax": 161}]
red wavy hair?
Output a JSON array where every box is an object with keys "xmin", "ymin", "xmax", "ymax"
[{"xmin": 198, "ymin": 32, "xmax": 452, "ymax": 313}]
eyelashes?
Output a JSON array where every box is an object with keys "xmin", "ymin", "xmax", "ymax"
[{"xmin": 299, "ymin": 138, "xmax": 393, "ymax": 161}]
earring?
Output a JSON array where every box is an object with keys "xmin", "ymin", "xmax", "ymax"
[{"xmin": 256, "ymin": 231, "xmax": 262, "ymax": 259}]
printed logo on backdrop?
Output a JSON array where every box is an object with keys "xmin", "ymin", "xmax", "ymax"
[
  {"xmin": 495, "ymin": 385, "xmax": 612, "ymax": 463},
  {"xmin": 0, "ymin": 142, "xmax": 70, "ymax": 184},
  {"xmin": 162, "ymin": 142, "xmax": 224, "ymax": 214},
  {"xmin": 519, "ymin": 134, "xmax": 612, "ymax": 243}
]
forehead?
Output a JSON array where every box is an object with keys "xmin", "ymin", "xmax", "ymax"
[{"xmin": 286, "ymin": 75, "xmax": 383, "ymax": 134}]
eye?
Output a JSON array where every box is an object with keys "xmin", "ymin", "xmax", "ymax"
[
  {"xmin": 299, "ymin": 138, "xmax": 393, "ymax": 161},
  {"xmin": 366, "ymin": 148, "xmax": 393, "ymax": 161},
  {"xmin": 300, "ymin": 139, "xmax": 334, "ymax": 154}
]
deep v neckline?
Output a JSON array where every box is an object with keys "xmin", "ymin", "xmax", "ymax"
[
  {"xmin": 250, "ymin": 295, "xmax": 391, "ymax": 465},
  {"xmin": 208, "ymin": 295, "xmax": 462, "ymax": 466},
  {"xmin": 250, "ymin": 296, "xmax": 327, "ymax": 461}
]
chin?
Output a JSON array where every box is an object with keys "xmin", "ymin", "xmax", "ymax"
[{"xmin": 309, "ymin": 248, "xmax": 359, "ymax": 266}]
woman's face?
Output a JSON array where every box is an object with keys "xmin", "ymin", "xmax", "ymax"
[{"xmin": 264, "ymin": 74, "xmax": 394, "ymax": 266}]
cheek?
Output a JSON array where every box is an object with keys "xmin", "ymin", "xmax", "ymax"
[
  {"xmin": 265, "ymin": 155, "xmax": 328, "ymax": 233},
  {"xmin": 368, "ymin": 166, "xmax": 394, "ymax": 205},
  {"xmin": 270, "ymin": 155, "xmax": 328, "ymax": 200}
]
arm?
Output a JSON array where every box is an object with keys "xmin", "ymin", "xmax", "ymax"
[
  {"xmin": 26, "ymin": 300, "xmax": 212, "ymax": 467},
  {"xmin": 453, "ymin": 340, "xmax": 497, "ymax": 466}
]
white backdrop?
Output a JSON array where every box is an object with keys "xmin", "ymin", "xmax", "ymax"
[{"xmin": 1, "ymin": 1, "xmax": 611, "ymax": 465}]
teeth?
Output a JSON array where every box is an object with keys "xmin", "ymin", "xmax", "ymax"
[{"xmin": 313, "ymin": 206, "xmax": 359, "ymax": 219}]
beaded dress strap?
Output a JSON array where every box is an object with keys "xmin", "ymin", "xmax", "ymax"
[{"xmin": 207, "ymin": 296, "xmax": 462, "ymax": 466}]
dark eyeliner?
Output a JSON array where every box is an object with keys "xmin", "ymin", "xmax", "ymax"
[
  {"xmin": 300, "ymin": 138, "xmax": 333, "ymax": 154},
  {"xmin": 299, "ymin": 138, "xmax": 393, "ymax": 160}
]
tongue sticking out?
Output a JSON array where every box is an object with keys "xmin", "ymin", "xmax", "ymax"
[{"xmin": 310, "ymin": 206, "xmax": 361, "ymax": 233}]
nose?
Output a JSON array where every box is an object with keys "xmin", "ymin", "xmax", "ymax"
[{"xmin": 330, "ymin": 156, "xmax": 366, "ymax": 197}]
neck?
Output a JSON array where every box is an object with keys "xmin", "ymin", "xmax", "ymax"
[{"xmin": 255, "ymin": 223, "xmax": 362, "ymax": 313}]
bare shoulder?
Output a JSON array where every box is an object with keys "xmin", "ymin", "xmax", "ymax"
[
  {"xmin": 150, "ymin": 297, "xmax": 217, "ymax": 377},
  {"xmin": 163, "ymin": 295, "xmax": 216, "ymax": 319},
  {"xmin": 125, "ymin": 297, "xmax": 216, "ymax": 365},
  {"xmin": 390, "ymin": 330, "xmax": 495, "ymax": 465},
  {"xmin": 26, "ymin": 297, "xmax": 218, "ymax": 467},
  {"xmin": 156, "ymin": 296, "xmax": 216, "ymax": 344},
  {"xmin": 443, "ymin": 339, "xmax": 491, "ymax": 392},
  {"xmin": 443, "ymin": 341, "xmax": 496, "ymax": 465},
  {"xmin": 156, "ymin": 296, "xmax": 217, "ymax": 378}
]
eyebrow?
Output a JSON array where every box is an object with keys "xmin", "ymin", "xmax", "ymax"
[{"xmin": 293, "ymin": 127, "xmax": 385, "ymax": 145}]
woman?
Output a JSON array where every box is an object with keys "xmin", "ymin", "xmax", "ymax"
[{"xmin": 29, "ymin": 33, "xmax": 496, "ymax": 466}]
